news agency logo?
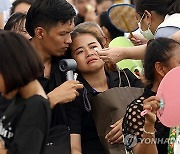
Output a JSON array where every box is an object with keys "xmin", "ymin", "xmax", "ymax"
[
  {"xmin": 124, "ymin": 134, "xmax": 180, "ymax": 149},
  {"xmin": 124, "ymin": 134, "xmax": 137, "ymax": 148}
]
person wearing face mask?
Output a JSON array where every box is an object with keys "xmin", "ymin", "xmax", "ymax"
[
  {"xmin": 136, "ymin": 13, "xmax": 154, "ymax": 41},
  {"xmin": 97, "ymin": 0, "xmax": 180, "ymax": 64},
  {"xmin": 136, "ymin": 0, "xmax": 180, "ymax": 40}
]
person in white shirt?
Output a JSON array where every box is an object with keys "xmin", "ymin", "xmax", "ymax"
[{"xmin": 97, "ymin": 0, "xmax": 180, "ymax": 64}]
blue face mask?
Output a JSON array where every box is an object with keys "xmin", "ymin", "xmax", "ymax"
[{"xmin": 137, "ymin": 13, "xmax": 154, "ymax": 40}]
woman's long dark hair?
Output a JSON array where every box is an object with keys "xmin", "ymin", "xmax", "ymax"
[{"xmin": 144, "ymin": 37, "xmax": 180, "ymax": 85}]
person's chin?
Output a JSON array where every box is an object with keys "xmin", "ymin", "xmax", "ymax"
[
  {"xmin": 54, "ymin": 52, "xmax": 65, "ymax": 57},
  {"xmin": 58, "ymin": 48, "xmax": 68, "ymax": 56}
]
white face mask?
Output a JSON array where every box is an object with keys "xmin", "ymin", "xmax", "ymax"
[{"xmin": 138, "ymin": 13, "xmax": 154, "ymax": 40}]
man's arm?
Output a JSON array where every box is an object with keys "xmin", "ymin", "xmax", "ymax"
[
  {"xmin": 0, "ymin": 13, "xmax": 4, "ymax": 29},
  {"xmin": 0, "ymin": 141, "xmax": 7, "ymax": 154},
  {"xmin": 47, "ymin": 80, "xmax": 83, "ymax": 108},
  {"xmin": 70, "ymin": 134, "xmax": 82, "ymax": 154}
]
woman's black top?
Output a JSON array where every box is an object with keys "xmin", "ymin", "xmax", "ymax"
[
  {"xmin": 0, "ymin": 95, "xmax": 51, "ymax": 154},
  {"xmin": 122, "ymin": 86, "xmax": 170, "ymax": 154},
  {"xmin": 0, "ymin": 57, "xmax": 67, "ymax": 127},
  {"xmin": 66, "ymin": 69, "xmax": 144, "ymax": 154}
]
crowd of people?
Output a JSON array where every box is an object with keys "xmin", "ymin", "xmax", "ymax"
[{"xmin": 0, "ymin": 0, "xmax": 180, "ymax": 154}]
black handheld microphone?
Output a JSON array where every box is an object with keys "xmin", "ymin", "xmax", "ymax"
[{"xmin": 59, "ymin": 59, "xmax": 77, "ymax": 80}]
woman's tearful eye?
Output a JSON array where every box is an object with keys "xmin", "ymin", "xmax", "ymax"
[{"xmin": 93, "ymin": 47, "xmax": 99, "ymax": 52}]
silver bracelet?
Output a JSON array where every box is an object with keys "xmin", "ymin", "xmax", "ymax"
[{"xmin": 143, "ymin": 127, "xmax": 155, "ymax": 135}]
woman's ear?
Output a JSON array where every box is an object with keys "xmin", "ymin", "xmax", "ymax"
[
  {"xmin": 144, "ymin": 10, "xmax": 152, "ymax": 19},
  {"xmin": 101, "ymin": 26, "xmax": 110, "ymax": 39},
  {"xmin": 101, "ymin": 26, "xmax": 110, "ymax": 47},
  {"xmin": 155, "ymin": 62, "xmax": 166, "ymax": 77},
  {"xmin": 101, "ymin": 36, "xmax": 107, "ymax": 48},
  {"xmin": 144, "ymin": 10, "xmax": 152, "ymax": 25}
]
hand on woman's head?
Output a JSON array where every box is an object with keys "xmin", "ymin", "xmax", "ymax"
[{"xmin": 97, "ymin": 47, "xmax": 126, "ymax": 64}]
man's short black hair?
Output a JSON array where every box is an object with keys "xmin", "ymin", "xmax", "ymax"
[{"xmin": 26, "ymin": 0, "xmax": 76, "ymax": 37}]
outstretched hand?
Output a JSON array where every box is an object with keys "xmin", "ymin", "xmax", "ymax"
[
  {"xmin": 48, "ymin": 80, "xmax": 83, "ymax": 108},
  {"xmin": 97, "ymin": 48, "xmax": 126, "ymax": 64}
]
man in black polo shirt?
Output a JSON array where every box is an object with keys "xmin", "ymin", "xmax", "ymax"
[{"xmin": 25, "ymin": 0, "xmax": 83, "ymax": 126}]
